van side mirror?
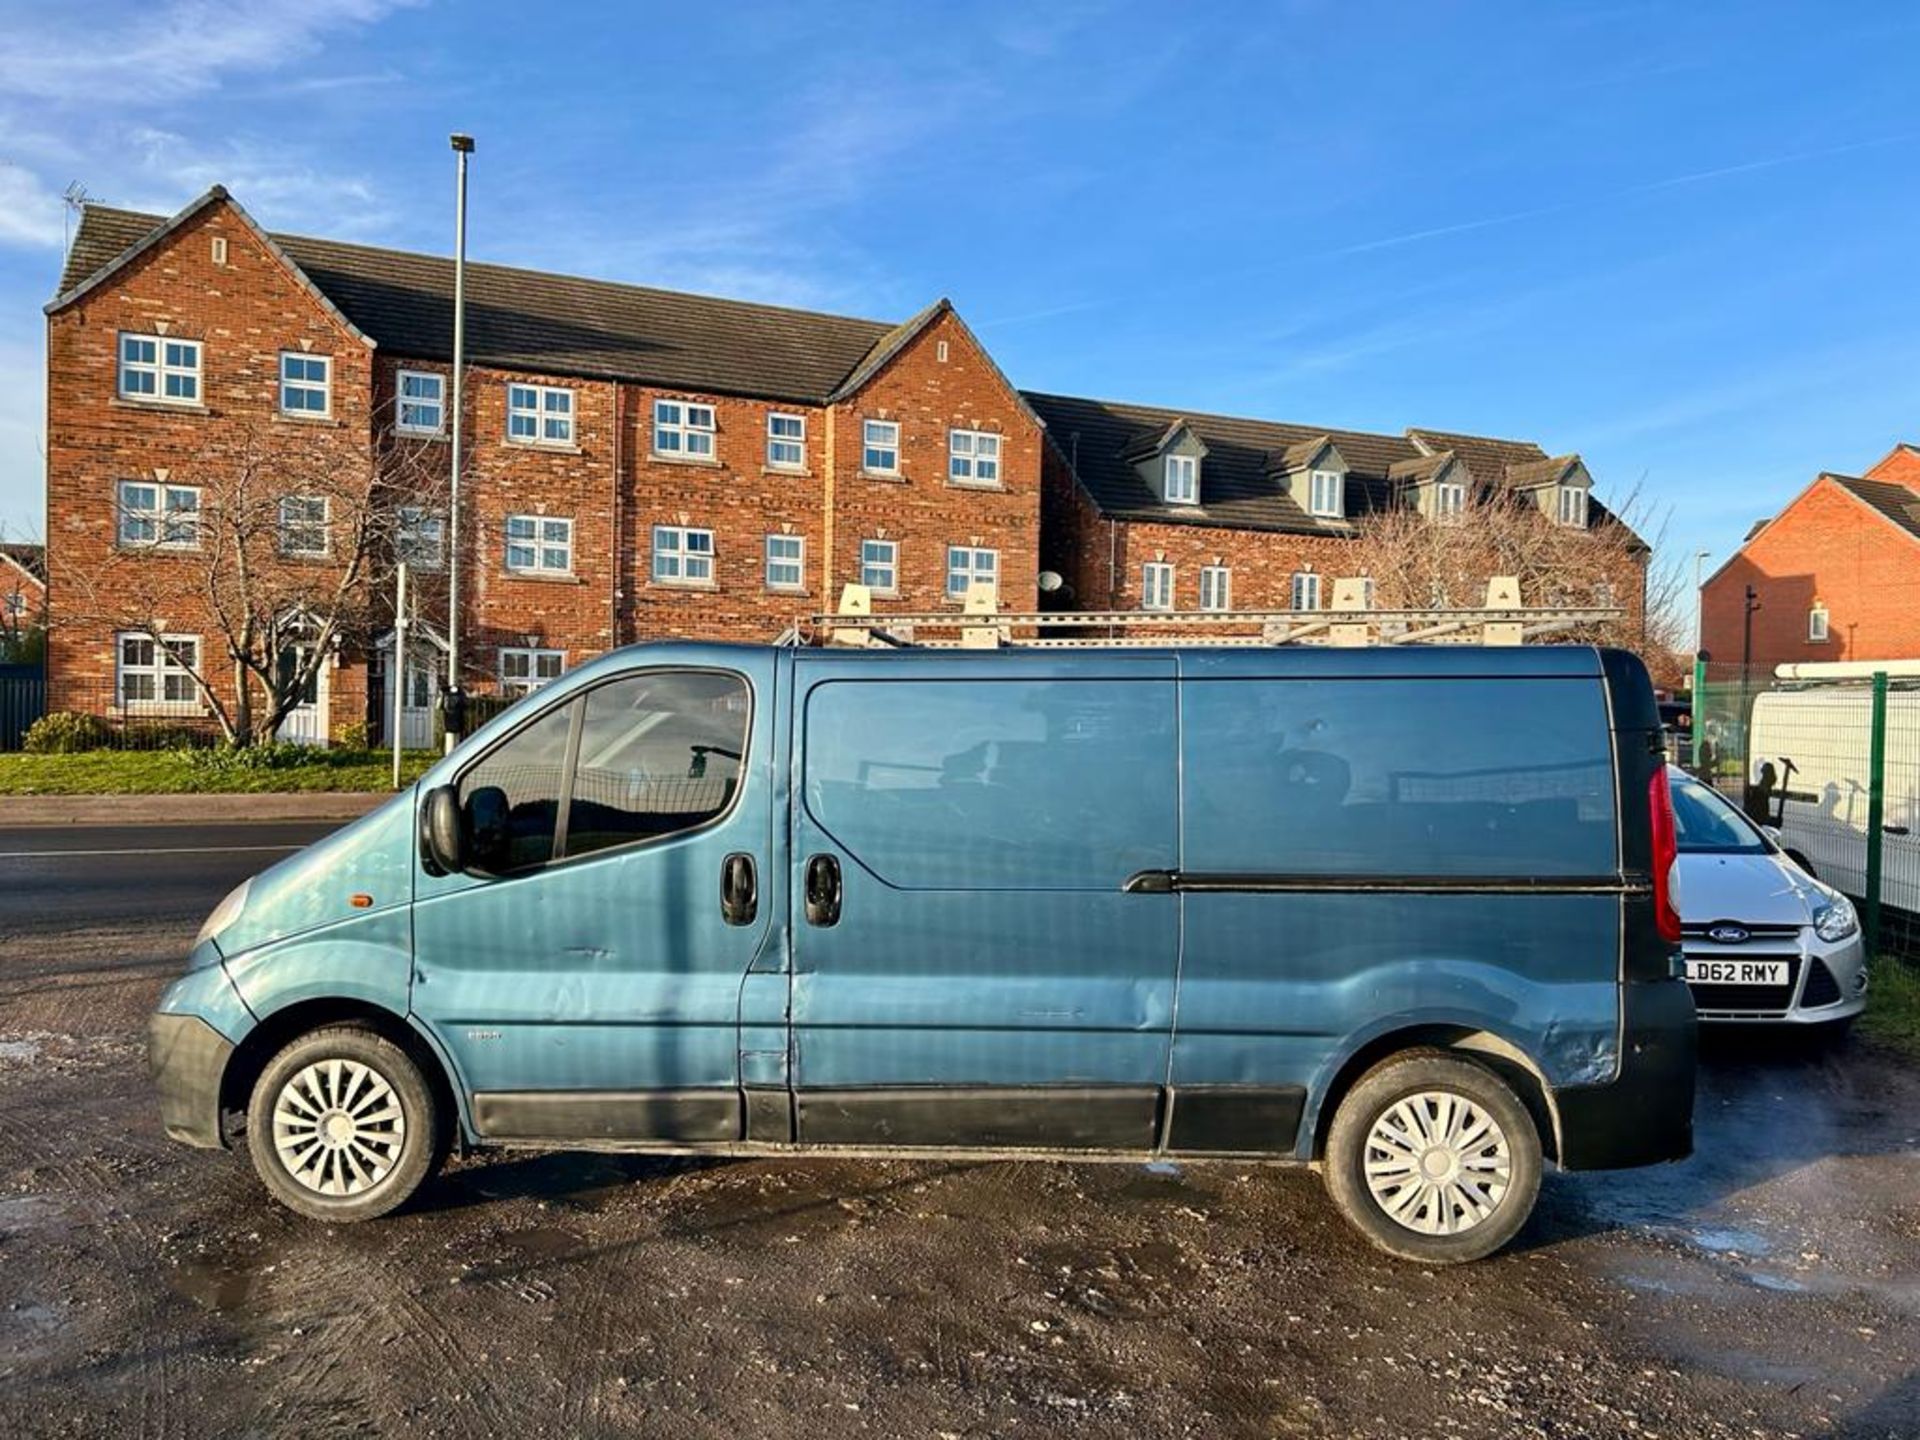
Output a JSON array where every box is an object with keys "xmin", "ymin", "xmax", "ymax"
[{"xmin": 421, "ymin": 784, "xmax": 466, "ymax": 875}]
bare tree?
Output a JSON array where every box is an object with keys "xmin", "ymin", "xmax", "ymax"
[
  {"xmin": 61, "ymin": 415, "xmax": 447, "ymax": 746},
  {"xmin": 1346, "ymin": 481, "xmax": 1690, "ymax": 687}
]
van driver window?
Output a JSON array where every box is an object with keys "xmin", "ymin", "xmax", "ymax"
[
  {"xmin": 566, "ymin": 671, "xmax": 749, "ymax": 859},
  {"xmin": 1181, "ymin": 678, "xmax": 1617, "ymax": 877},
  {"xmin": 458, "ymin": 702, "xmax": 576, "ymax": 872}
]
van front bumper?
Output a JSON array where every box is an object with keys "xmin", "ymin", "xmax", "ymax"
[
  {"xmin": 1554, "ymin": 977, "xmax": 1697, "ymax": 1170},
  {"xmin": 148, "ymin": 1013, "xmax": 234, "ymax": 1149}
]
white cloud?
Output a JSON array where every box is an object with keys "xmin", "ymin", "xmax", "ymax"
[
  {"xmin": 0, "ymin": 0, "xmax": 412, "ymax": 104},
  {"xmin": 0, "ymin": 165, "xmax": 67, "ymax": 249}
]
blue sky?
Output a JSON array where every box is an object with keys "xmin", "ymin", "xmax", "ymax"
[{"xmin": 4, "ymin": 0, "xmax": 1918, "ymax": 629}]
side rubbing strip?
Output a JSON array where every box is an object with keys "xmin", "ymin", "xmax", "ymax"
[
  {"xmin": 1125, "ymin": 870, "xmax": 1647, "ymax": 896},
  {"xmin": 1166, "ymin": 1086, "xmax": 1306, "ymax": 1155},
  {"xmin": 473, "ymin": 1090, "xmax": 742, "ymax": 1143}
]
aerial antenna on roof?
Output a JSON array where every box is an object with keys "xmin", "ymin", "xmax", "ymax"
[{"xmin": 61, "ymin": 181, "xmax": 98, "ymax": 255}]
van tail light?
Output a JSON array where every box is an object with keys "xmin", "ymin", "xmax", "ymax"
[{"xmin": 1647, "ymin": 768, "xmax": 1683, "ymax": 944}]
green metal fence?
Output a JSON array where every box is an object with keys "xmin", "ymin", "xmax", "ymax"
[{"xmin": 1691, "ymin": 659, "xmax": 1918, "ymax": 956}]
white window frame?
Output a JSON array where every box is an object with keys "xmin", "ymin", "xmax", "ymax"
[
  {"xmin": 863, "ymin": 419, "xmax": 901, "ymax": 476},
  {"xmin": 1435, "ymin": 481, "xmax": 1466, "ymax": 520},
  {"xmin": 505, "ymin": 514, "xmax": 574, "ymax": 575},
  {"xmin": 279, "ymin": 352, "xmax": 332, "ymax": 417},
  {"xmin": 947, "ymin": 545, "xmax": 999, "ymax": 601},
  {"xmin": 396, "ymin": 369, "xmax": 445, "ymax": 436},
  {"xmin": 1291, "ymin": 571, "xmax": 1322, "ymax": 610},
  {"xmin": 1199, "ymin": 564, "xmax": 1231, "ymax": 612},
  {"xmin": 949, "ymin": 428, "xmax": 1002, "ymax": 487},
  {"xmin": 652, "ymin": 525, "xmax": 716, "ymax": 585},
  {"xmin": 277, "ymin": 495, "xmax": 331, "ymax": 558},
  {"xmin": 1163, "ymin": 454, "xmax": 1198, "ymax": 505},
  {"xmin": 860, "ymin": 538, "xmax": 898, "ymax": 594},
  {"xmin": 115, "ymin": 631, "xmax": 202, "ymax": 713},
  {"xmin": 765, "ymin": 534, "xmax": 805, "ymax": 592},
  {"xmin": 1308, "ymin": 469, "xmax": 1344, "ymax": 518},
  {"xmin": 1809, "ymin": 605, "xmax": 1830, "ymax": 643},
  {"xmin": 1557, "ymin": 485, "xmax": 1588, "ymax": 527},
  {"xmin": 766, "ymin": 412, "xmax": 806, "ymax": 470},
  {"xmin": 397, "ymin": 506, "xmax": 446, "ymax": 570},
  {"xmin": 1141, "ymin": 561, "xmax": 1174, "ymax": 611},
  {"xmin": 499, "ymin": 647, "xmax": 566, "ymax": 695},
  {"xmin": 117, "ymin": 333, "xmax": 201, "ymax": 405},
  {"xmin": 507, "ymin": 383, "xmax": 575, "ymax": 446},
  {"xmin": 117, "ymin": 480, "xmax": 201, "ymax": 550},
  {"xmin": 653, "ymin": 398, "xmax": 717, "ymax": 460}
]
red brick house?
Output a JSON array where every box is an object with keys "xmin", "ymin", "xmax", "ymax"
[
  {"xmin": 1700, "ymin": 444, "xmax": 1920, "ymax": 672},
  {"xmin": 0, "ymin": 542, "xmax": 46, "ymax": 658},
  {"xmin": 1027, "ymin": 391, "xmax": 1640, "ymax": 619},
  {"xmin": 45, "ymin": 187, "xmax": 1042, "ymax": 742}
]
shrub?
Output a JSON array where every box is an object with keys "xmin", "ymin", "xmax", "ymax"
[
  {"xmin": 184, "ymin": 740, "xmax": 319, "ymax": 775},
  {"xmin": 22, "ymin": 711, "xmax": 113, "ymax": 754},
  {"xmin": 336, "ymin": 719, "xmax": 370, "ymax": 750}
]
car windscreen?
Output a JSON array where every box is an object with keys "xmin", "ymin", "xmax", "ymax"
[{"xmin": 1669, "ymin": 770, "xmax": 1769, "ymax": 854}]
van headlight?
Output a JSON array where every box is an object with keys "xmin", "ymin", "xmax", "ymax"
[
  {"xmin": 1813, "ymin": 893, "xmax": 1858, "ymax": 943},
  {"xmin": 195, "ymin": 879, "xmax": 251, "ymax": 949}
]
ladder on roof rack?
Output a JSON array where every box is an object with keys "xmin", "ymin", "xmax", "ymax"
[{"xmin": 794, "ymin": 576, "xmax": 1622, "ymax": 649}]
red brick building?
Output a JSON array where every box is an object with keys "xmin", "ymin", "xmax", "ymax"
[
  {"xmin": 0, "ymin": 543, "xmax": 45, "ymax": 657},
  {"xmin": 1700, "ymin": 444, "xmax": 1920, "ymax": 672},
  {"xmin": 44, "ymin": 185, "xmax": 1629, "ymax": 744},
  {"xmin": 1027, "ymin": 392, "xmax": 1638, "ymax": 619},
  {"xmin": 45, "ymin": 188, "xmax": 1042, "ymax": 742}
]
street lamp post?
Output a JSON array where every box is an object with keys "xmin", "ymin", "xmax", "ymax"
[{"xmin": 444, "ymin": 132, "xmax": 474, "ymax": 754}]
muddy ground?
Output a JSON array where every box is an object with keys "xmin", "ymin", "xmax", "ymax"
[{"xmin": 2, "ymin": 824, "xmax": 1918, "ymax": 1438}]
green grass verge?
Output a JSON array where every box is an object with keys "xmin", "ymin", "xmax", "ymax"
[
  {"xmin": 1860, "ymin": 953, "xmax": 1920, "ymax": 1062},
  {"xmin": 0, "ymin": 749, "xmax": 437, "ymax": 795}
]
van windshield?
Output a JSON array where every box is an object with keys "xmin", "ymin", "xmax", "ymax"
[{"xmin": 1668, "ymin": 770, "xmax": 1769, "ymax": 855}]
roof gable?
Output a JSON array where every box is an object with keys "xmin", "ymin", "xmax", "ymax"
[
  {"xmin": 49, "ymin": 188, "xmax": 374, "ymax": 349},
  {"xmin": 0, "ymin": 544, "xmax": 45, "ymax": 590}
]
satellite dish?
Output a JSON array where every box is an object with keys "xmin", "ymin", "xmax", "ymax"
[{"xmin": 1037, "ymin": 571, "xmax": 1064, "ymax": 594}]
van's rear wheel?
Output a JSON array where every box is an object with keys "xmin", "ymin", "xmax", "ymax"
[
  {"xmin": 1325, "ymin": 1050, "xmax": 1542, "ymax": 1264},
  {"xmin": 246, "ymin": 1025, "xmax": 442, "ymax": 1222}
]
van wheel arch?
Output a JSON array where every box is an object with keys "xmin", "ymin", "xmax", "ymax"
[
  {"xmin": 219, "ymin": 999, "xmax": 461, "ymax": 1154},
  {"xmin": 1311, "ymin": 1027, "xmax": 1560, "ymax": 1165}
]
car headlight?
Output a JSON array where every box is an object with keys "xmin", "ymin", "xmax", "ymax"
[
  {"xmin": 195, "ymin": 878, "xmax": 251, "ymax": 950},
  {"xmin": 1813, "ymin": 893, "xmax": 1858, "ymax": 944}
]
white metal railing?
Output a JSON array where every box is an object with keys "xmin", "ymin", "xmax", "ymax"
[{"xmin": 799, "ymin": 576, "xmax": 1622, "ymax": 650}]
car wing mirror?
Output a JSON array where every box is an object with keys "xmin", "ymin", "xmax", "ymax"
[{"xmin": 420, "ymin": 784, "xmax": 466, "ymax": 875}]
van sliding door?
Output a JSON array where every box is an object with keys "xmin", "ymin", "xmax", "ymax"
[{"xmin": 788, "ymin": 653, "xmax": 1180, "ymax": 1151}]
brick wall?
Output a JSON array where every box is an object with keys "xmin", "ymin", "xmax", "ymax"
[
  {"xmin": 1867, "ymin": 444, "xmax": 1920, "ymax": 492},
  {"xmin": 825, "ymin": 311, "xmax": 1042, "ymax": 616},
  {"xmin": 46, "ymin": 197, "xmax": 375, "ymax": 739},
  {"xmin": 1701, "ymin": 475, "xmax": 1920, "ymax": 668}
]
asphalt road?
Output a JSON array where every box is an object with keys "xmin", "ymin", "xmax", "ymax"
[
  {"xmin": 0, "ymin": 821, "xmax": 336, "ymax": 935},
  {"xmin": 2, "ymin": 822, "xmax": 1918, "ymax": 1438}
]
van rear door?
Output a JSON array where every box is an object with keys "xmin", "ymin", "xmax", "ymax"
[{"xmin": 787, "ymin": 652, "xmax": 1179, "ymax": 1150}]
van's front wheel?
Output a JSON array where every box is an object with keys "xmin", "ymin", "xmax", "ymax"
[
  {"xmin": 1325, "ymin": 1050, "xmax": 1542, "ymax": 1264},
  {"xmin": 246, "ymin": 1025, "xmax": 442, "ymax": 1222}
]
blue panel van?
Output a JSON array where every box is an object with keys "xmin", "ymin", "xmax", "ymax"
[{"xmin": 149, "ymin": 642, "xmax": 1695, "ymax": 1263}]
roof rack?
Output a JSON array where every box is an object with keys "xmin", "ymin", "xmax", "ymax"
[{"xmin": 800, "ymin": 576, "xmax": 1622, "ymax": 649}]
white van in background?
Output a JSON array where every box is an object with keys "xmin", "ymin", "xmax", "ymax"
[{"xmin": 1749, "ymin": 685, "xmax": 1920, "ymax": 915}]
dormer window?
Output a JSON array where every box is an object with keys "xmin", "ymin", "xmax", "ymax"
[
  {"xmin": 1163, "ymin": 454, "xmax": 1198, "ymax": 505},
  {"xmin": 1435, "ymin": 481, "xmax": 1465, "ymax": 521},
  {"xmin": 1309, "ymin": 469, "xmax": 1343, "ymax": 518},
  {"xmin": 1557, "ymin": 485, "xmax": 1588, "ymax": 527}
]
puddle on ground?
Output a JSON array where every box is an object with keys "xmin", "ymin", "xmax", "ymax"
[
  {"xmin": 0, "ymin": 1196, "xmax": 71, "ymax": 1241},
  {"xmin": 500, "ymin": 1225, "xmax": 583, "ymax": 1262},
  {"xmin": 1684, "ymin": 1226, "xmax": 1771, "ymax": 1256},
  {"xmin": 0, "ymin": 1039, "xmax": 42, "ymax": 1064},
  {"xmin": 167, "ymin": 1255, "xmax": 262, "ymax": 1312}
]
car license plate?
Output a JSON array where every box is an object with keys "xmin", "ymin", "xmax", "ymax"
[{"xmin": 1684, "ymin": 958, "xmax": 1788, "ymax": 987}]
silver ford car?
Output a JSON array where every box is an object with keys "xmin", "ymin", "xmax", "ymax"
[{"xmin": 1668, "ymin": 766, "xmax": 1868, "ymax": 1030}]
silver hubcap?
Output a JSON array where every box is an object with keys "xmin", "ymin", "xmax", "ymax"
[
  {"xmin": 1363, "ymin": 1090, "xmax": 1511, "ymax": 1236},
  {"xmin": 272, "ymin": 1058, "xmax": 406, "ymax": 1197}
]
